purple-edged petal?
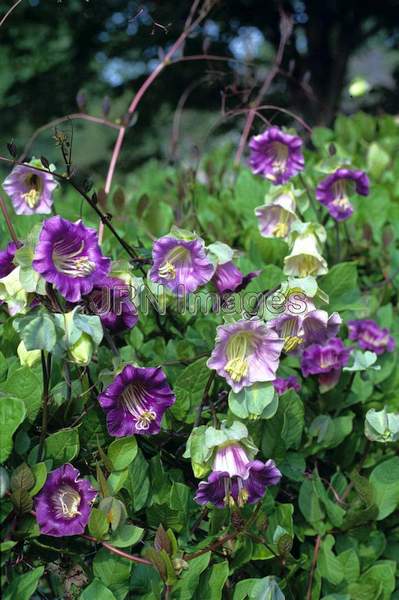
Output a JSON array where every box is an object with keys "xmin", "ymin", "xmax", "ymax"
[
  {"xmin": 3, "ymin": 163, "xmax": 58, "ymax": 215},
  {"xmin": 249, "ymin": 127, "xmax": 304, "ymax": 185},
  {"xmin": 273, "ymin": 376, "xmax": 301, "ymax": 395},
  {"xmin": 88, "ymin": 277, "xmax": 138, "ymax": 332},
  {"xmin": 316, "ymin": 168, "xmax": 369, "ymax": 222},
  {"xmin": 195, "ymin": 471, "xmax": 228, "ymax": 508},
  {"xmin": 0, "ymin": 241, "xmax": 17, "ymax": 278},
  {"xmin": 347, "ymin": 319, "xmax": 395, "ymax": 355},
  {"xmin": 32, "ymin": 216, "xmax": 111, "ymax": 302},
  {"xmin": 98, "ymin": 364, "xmax": 175, "ymax": 437},
  {"xmin": 211, "ymin": 261, "xmax": 244, "ymax": 294},
  {"xmin": 207, "ymin": 319, "xmax": 284, "ymax": 393},
  {"xmin": 255, "ymin": 193, "xmax": 299, "ymax": 239},
  {"xmin": 243, "ymin": 459, "xmax": 282, "ymax": 504},
  {"xmin": 34, "ymin": 463, "xmax": 96, "ymax": 537},
  {"xmin": 149, "ymin": 235, "xmax": 214, "ymax": 296}
]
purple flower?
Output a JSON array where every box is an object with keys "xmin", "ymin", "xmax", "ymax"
[
  {"xmin": 316, "ymin": 168, "xmax": 369, "ymax": 221},
  {"xmin": 195, "ymin": 443, "xmax": 281, "ymax": 508},
  {"xmin": 301, "ymin": 337, "xmax": 351, "ymax": 392},
  {"xmin": 88, "ymin": 277, "xmax": 138, "ymax": 332},
  {"xmin": 149, "ymin": 235, "xmax": 214, "ymax": 296},
  {"xmin": 34, "ymin": 464, "xmax": 96, "ymax": 537},
  {"xmin": 249, "ymin": 127, "xmax": 304, "ymax": 185},
  {"xmin": 98, "ymin": 364, "xmax": 175, "ymax": 437},
  {"xmin": 255, "ymin": 193, "xmax": 298, "ymax": 239},
  {"xmin": 32, "ymin": 216, "xmax": 111, "ymax": 302},
  {"xmin": 273, "ymin": 376, "xmax": 301, "ymax": 395},
  {"xmin": 212, "ymin": 261, "xmax": 243, "ymax": 294},
  {"xmin": 268, "ymin": 299, "xmax": 342, "ymax": 353},
  {"xmin": 3, "ymin": 162, "xmax": 57, "ymax": 215},
  {"xmin": 348, "ymin": 319, "xmax": 395, "ymax": 355},
  {"xmin": 207, "ymin": 319, "xmax": 284, "ymax": 393},
  {"xmin": 0, "ymin": 241, "xmax": 17, "ymax": 278}
]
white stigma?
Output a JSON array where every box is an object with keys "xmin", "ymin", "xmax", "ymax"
[
  {"xmin": 52, "ymin": 239, "xmax": 96, "ymax": 278},
  {"xmin": 53, "ymin": 485, "xmax": 81, "ymax": 519},
  {"xmin": 121, "ymin": 383, "xmax": 157, "ymax": 430}
]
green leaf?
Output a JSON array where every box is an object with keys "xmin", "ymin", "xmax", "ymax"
[
  {"xmin": 228, "ymin": 382, "xmax": 276, "ymax": 419},
  {"xmin": 343, "ymin": 350, "xmax": 380, "ymax": 372},
  {"xmin": 93, "ymin": 548, "xmax": 132, "ymax": 600},
  {"xmin": 369, "ymin": 457, "xmax": 399, "ymax": 519},
  {"xmin": 318, "ymin": 263, "xmax": 362, "ymax": 312},
  {"xmin": 170, "ymin": 482, "xmax": 191, "ymax": 512},
  {"xmin": 361, "ymin": 561, "xmax": 396, "ymax": 600},
  {"xmin": 0, "ymin": 397, "xmax": 26, "ymax": 463},
  {"xmin": 123, "ymin": 449, "xmax": 150, "ymax": 511},
  {"xmin": 89, "ymin": 508, "xmax": 110, "ymax": 540},
  {"xmin": 298, "ymin": 479, "xmax": 325, "ymax": 528},
  {"xmin": 3, "ymin": 566, "xmax": 44, "ymax": 600},
  {"xmin": 171, "ymin": 552, "xmax": 211, "ymax": 599},
  {"xmin": 10, "ymin": 463, "xmax": 35, "ymax": 493},
  {"xmin": 365, "ymin": 408, "xmax": 399, "ymax": 443},
  {"xmin": 317, "ymin": 535, "xmax": 344, "ymax": 586},
  {"xmin": 73, "ymin": 311, "xmax": 104, "ymax": 346},
  {"xmin": 80, "ymin": 579, "xmax": 117, "ymax": 600},
  {"xmin": 108, "ymin": 436, "xmax": 138, "ymax": 471},
  {"xmin": 337, "ymin": 549, "xmax": 360, "ymax": 583},
  {"xmin": 200, "ymin": 561, "xmax": 229, "ymax": 600},
  {"xmin": 110, "ymin": 524, "xmax": 144, "ymax": 548},
  {"xmin": 99, "ymin": 497, "xmax": 127, "ymax": 531},
  {"xmin": 172, "ymin": 357, "xmax": 210, "ymax": 422},
  {"xmin": 233, "ymin": 576, "xmax": 285, "ymax": 600},
  {"xmin": 0, "ymin": 367, "xmax": 42, "ymax": 422},
  {"xmin": 367, "ymin": 142, "xmax": 390, "ymax": 179},
  {"xmin": 30, "ymin": 462, "xmax": 47, "ymax": 496},
  {"xmin": 44, "ymin": 427, "xmax": 79, "ymax": 466},
  {"xmin": 17, "ymin": 312, "xmax": 57, "ymax": 352}
]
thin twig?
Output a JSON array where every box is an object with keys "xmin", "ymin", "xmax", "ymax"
[
  {"xmin": 0, "ymin": 0, "xmax": 24, "ymax": 28},
  {"xmin": 100, "ymin": 0, "xmax": 214, "ymax": 242},
  {"xmin": 194, "ymin": 371, "xmax": 216, "ymax": 427},
  {"xmin": 19, "ymin": 113, "xmax": 121, "ymax": 162},
  {"xmin": 234, "ymin": 12, "xmax": 293, "ymax": 166},
  {"xmin": 38, "ymin": 352, "xmax": 51, "ymax": 462},
  {"xmin": 0, "ymin": 194, "xmax": 19, "ymax": 245},
  {"xmin": 79, "ymin": 534, "xmax": 152, "ymax": 565},
  {"xmin": 306, "ymin": 534, "xmax": 321, "ymax": 600},
  {"xmin": 184, "ymin": 531, "xmax": 238, "ymax": 561}
]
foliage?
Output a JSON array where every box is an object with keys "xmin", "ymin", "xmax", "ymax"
[{"xmin": 1, "ymin": 51, "xmax": 399, "ymax": 600}]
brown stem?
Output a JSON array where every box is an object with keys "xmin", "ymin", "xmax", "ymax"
[
  {"xmin": 81, "ymin": 534, "xmax": 152, "ymax": 565},
  {"xmin": 234, "ymin": 12, "xmax": 293, "ymax": 166},
  {"xmin": 0, "ymin": 194, "xmax": 20, "ymax": 245},
  {"xmin": 306, "ymin": 535, "xmax": 321, "ymax": 600},
  {"xmin": 38, "ymin": 352, "xmax": 51, "ymax": 462},
  {"xmin": 101, "ymin": 0, "xmax": 214, "ymax": 229},
  {"xmin": 20, "ymin": 113, "xmax": 121, "ymax": 162},
  {"xmin": 184, "ymin": 531, "xmax": 238, "ymax": 561},
  {"xmin": 194, "ymin": 371, "xmax": 216, "ymax": 427},
  {"xmin": 0, "ymin": 0, "xmax": 24, "ymax": 28}
]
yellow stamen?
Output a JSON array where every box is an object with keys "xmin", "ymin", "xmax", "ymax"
[
  {"xmin": 22, "ymin": 188, "xmax": 40, "ymax": 208},
  {"xmin": 284, "ymin": 336, "xmax": 304, "ymax": 352},
  {"xmin": 158, "ymin": 261, "xmax": 176, "ymax": 280},
  {"xmin": 272, "ymin": 222, "xmax": 289, "ymax": 238},
  {"xmin": 225, "ymin": 333, "xmax": 251, "ymax": 383},
  {"xmin": 158, "ymin": 246, "xmax": 190, "ymax": 281}
]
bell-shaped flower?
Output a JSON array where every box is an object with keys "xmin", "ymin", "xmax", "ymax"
[{"xmin": 284, "ymin": 222, "xmax": 328, "ymax": 278}]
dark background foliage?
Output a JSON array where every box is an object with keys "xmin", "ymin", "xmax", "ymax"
[{"xmin": 2, "ymin": 0, "xmax": 399, "ymax": 173}]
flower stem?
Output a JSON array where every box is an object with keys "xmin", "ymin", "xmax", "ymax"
[
  {"xmin": 38, "ymin": 352, "xmax": 51, "ymax": 462},
  {"xmin": 0, "ymin": 194, "xmax": 19, "ymax": 245}
]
